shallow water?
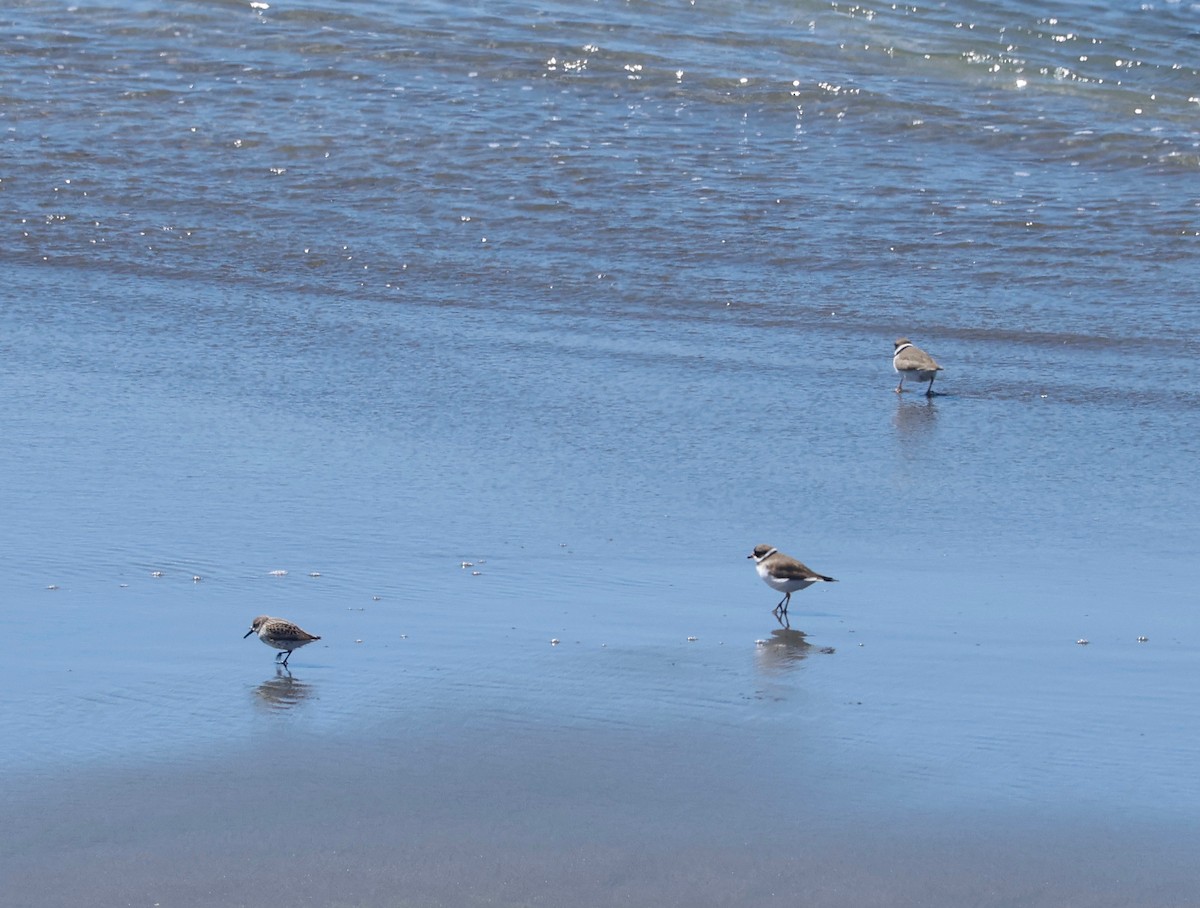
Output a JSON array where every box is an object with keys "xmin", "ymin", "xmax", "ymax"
[{"xmin": 2, "ymin": 0, "xmax": 1200, "ymax": 905}]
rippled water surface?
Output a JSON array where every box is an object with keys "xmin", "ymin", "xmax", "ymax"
[{"xmin": 2, "ymin": 0, "xmax": 1199, "ymax": 905}]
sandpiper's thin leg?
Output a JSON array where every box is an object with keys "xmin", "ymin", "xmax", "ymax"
[{"xmin": 281, "ymin": 650, "xmax": 291, "ymax": 667}]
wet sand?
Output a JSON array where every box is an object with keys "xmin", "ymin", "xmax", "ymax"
[
  {"xmin": 6, "ymin": 707, "xmax": 1198, "ymax": 908},
  {"xmin": 4, "ymin": 546, "xmax": 1199, "ymax": 907},
  {"xmin": 3, "ymin": 276, "xmax": 1198, "ymax": 903}
]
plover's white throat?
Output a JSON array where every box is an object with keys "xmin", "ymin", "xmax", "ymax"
[
  {"xmin": 893, "ymin": 337, "xmax": 943, "ymax": 396},
  {"xmin": 244, "ymin": 615, "xmax": 320, "ymax": 667},
  {"xmin": 748, "ymin": 544, "xmax": 836, "ymax": 622}
]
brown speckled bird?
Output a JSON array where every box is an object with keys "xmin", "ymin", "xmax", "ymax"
[{"xmin": 243, "ymin": 615, "xmax": 320, "ymax": 667}]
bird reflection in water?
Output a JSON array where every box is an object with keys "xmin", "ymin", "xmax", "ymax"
[
  {"xmin": 893, "ymin": 395, "xmax": 938, "ymax": 436},
  {"xmin": 254, "ymin": 665, "xmax": 316, "ymax": 711},
  {"xmin": 754, "ymin": 627, "xmax": 834, "ymax": 674}
]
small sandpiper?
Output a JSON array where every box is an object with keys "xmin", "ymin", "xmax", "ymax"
[
  {"xmin": 748, "ymin": 545, "xmax": 836, "ymax": 621},
  {"xmin": 893, "ymin": 337, "xmax": 943, "ymax": 396},
  {"xmin": 244, "ymin": 615, "xmax": 320, "ymax": 667}
]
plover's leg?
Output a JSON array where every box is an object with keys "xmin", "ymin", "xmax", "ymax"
[
  {"xmin": 926, "ymin": 375, "xmax": 936, "ymax": 397},
  {"xmin": 895, "ymin": 377, "xmax": 905, "ymax": 393}
]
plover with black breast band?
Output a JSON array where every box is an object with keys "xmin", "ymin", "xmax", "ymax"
[
  {"xmin": 893, "ymin": 337, "xmax": 943, "ymax": 396},
  {"xmin": 748, "ymin": 544, "xmax": 837, "ymax": 622}
]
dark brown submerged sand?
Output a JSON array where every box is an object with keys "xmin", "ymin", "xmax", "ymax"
[{"xmin": 5, "ymin": 717, "xmax": 1197, "ymax": 908}]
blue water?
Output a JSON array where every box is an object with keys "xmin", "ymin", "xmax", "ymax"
[{"xmin": 2, "ymin": 1, "xmax": 1199, "ymax": 905}]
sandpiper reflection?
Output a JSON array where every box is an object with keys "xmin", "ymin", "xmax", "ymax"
[{"xmin": 254, "ymin": 666, "xmax": 316, "ymax": 711}]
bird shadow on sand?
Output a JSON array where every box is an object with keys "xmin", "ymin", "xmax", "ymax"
[{"xmin": 253, "ymin": 666, "xmax": 317, "ymax": 711}]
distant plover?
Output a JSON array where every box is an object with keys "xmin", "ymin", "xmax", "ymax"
[
  {"xmin": 893, "ymin": 337, "xmax": 943, "ymax": 396},
  {"xmin": 748, "ymin": 544, "xmax": 836, "ymax": 620},
  {"xmin": 244, "ymin": 615, "xmax": 320, "ymax": 667}
]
